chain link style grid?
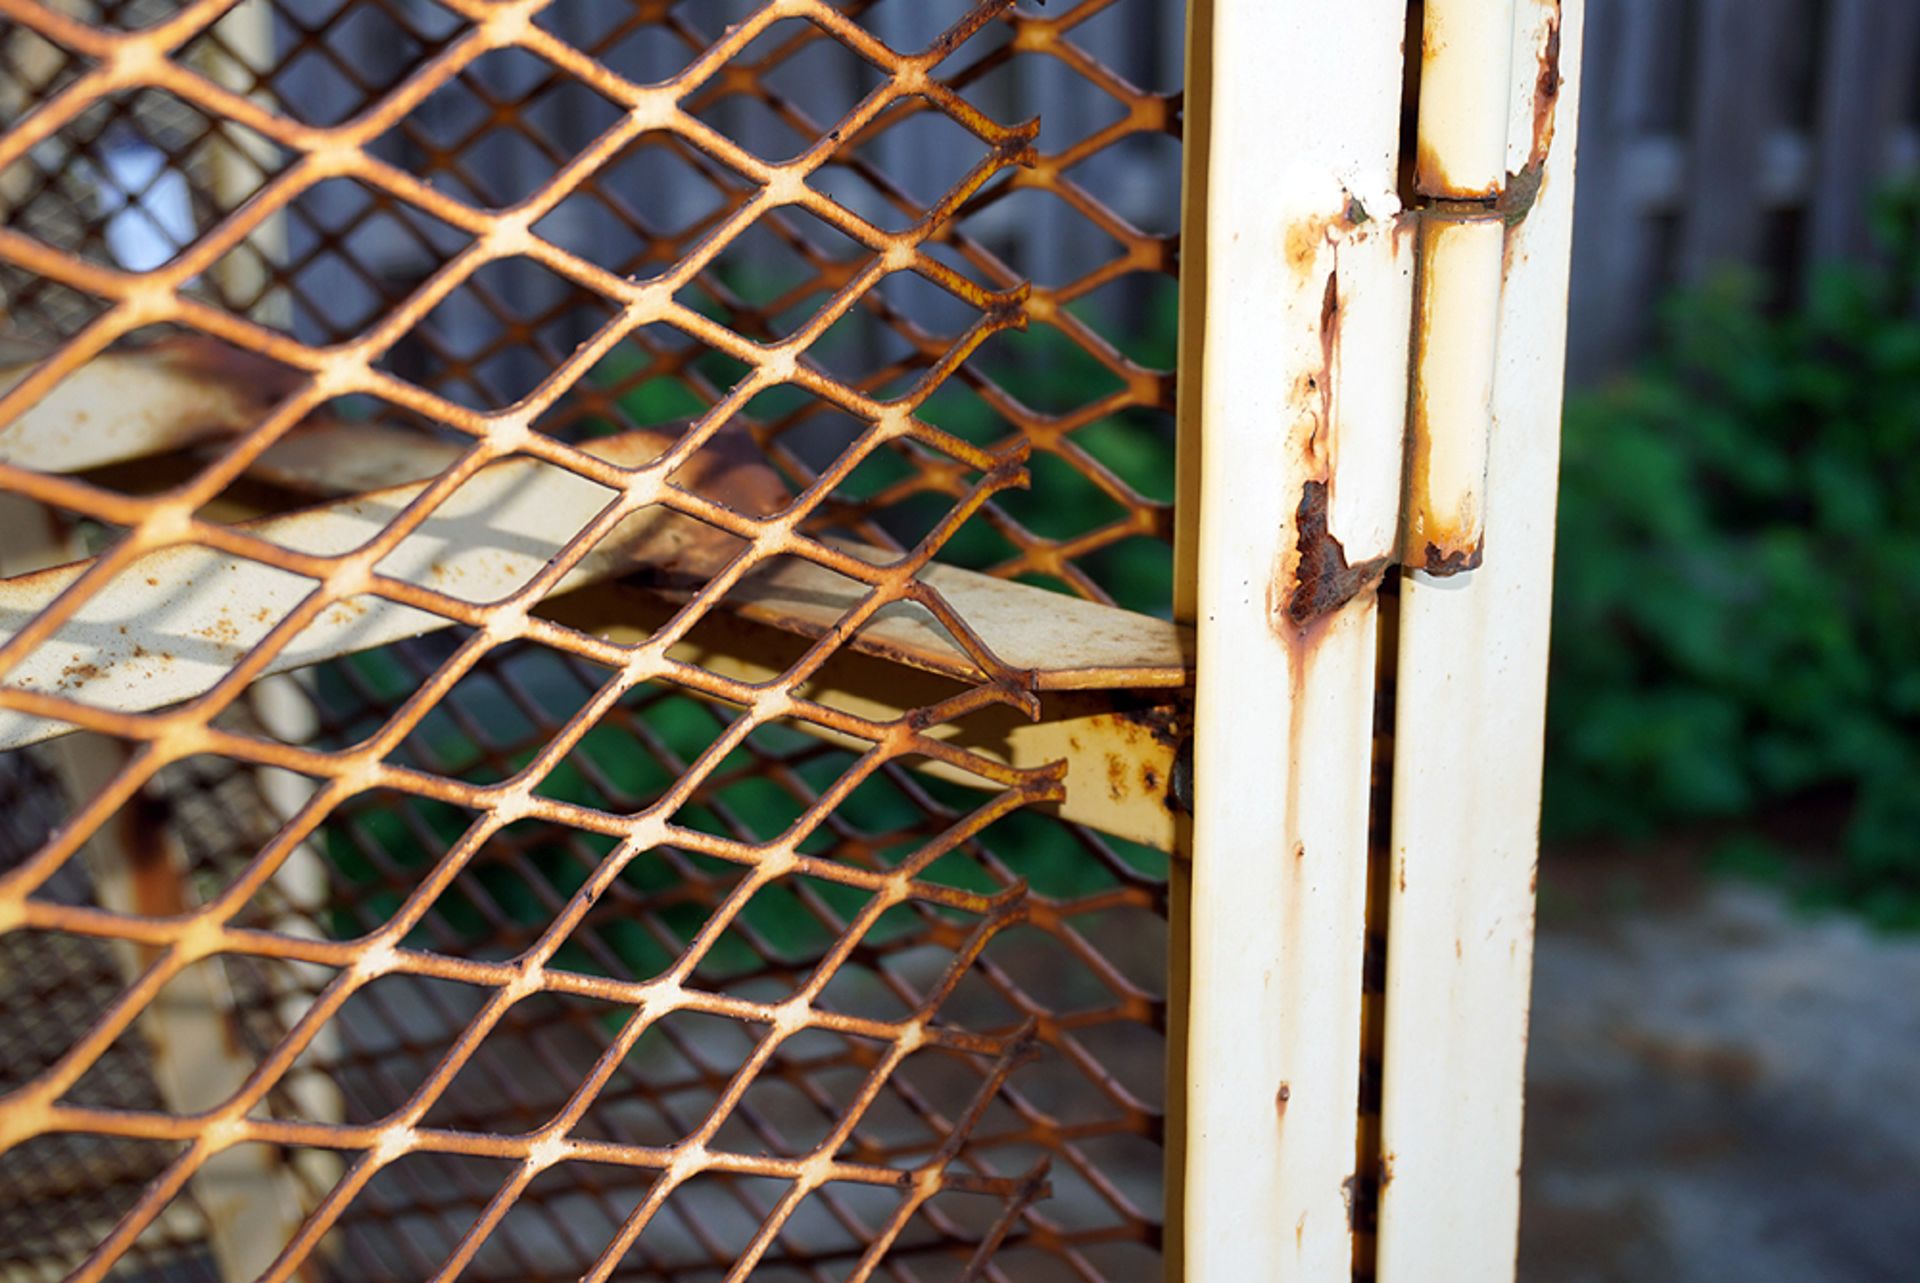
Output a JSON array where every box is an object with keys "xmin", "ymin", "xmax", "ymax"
[{"xmin": 0, "ymin": 0, "xmax": 1181, "ymax": 1277}]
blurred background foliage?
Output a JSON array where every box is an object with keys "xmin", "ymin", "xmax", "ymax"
[{"xmin": 1545, "ymin": 186, "xmax": 1920, "ymax": 930}]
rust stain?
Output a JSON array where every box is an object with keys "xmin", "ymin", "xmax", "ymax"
[
  {"xmin": 1168, "ymin": 737, "xmax": 1194, "ymax": 816},
  {"xmin": 1417, "ymin": 138, "xmax": 1500, "ymax": 202},
  {"xmin": 1282, "ymin": 480, "xmax": 1389, "ymax": 629},
  {"xmin": 158, "ymin": 334, "xmax": 307, "ymax": 406},
  {"xmin": 1316, "ymin": 267, "xmax": 1341, "ymax": 467},
  {"xmin": 1500, "ymin": 1, "xmax": 1563, "ymax": 229},
  {"xmin": 1420, "ymin": 535, "xmax": 1485, "ymax": 577},
  {"xmin": 1114, "ymin": 701, "xmax": 1188, "ymax": 750},
  {"xmin": 57, "ymin": 659, "xmax": 102, "ymax": 690},
  {"xmin": 1270, "ymin": 200, "xmax": 1401, "ymax": 638},
  {"xmin": 1275, "ymin": 1081, "xmax": 1292, "ymax": 1116},
  {"xmin": 196, "ymin": 609, "xmax": 241, "ymax": 647},
  {"xmin": 1528, "ymin": 5, "xmax": 1564, "ymax": 173},
  {"xmin": 1286, "ymin": 221, "xmax": 1326, "ymax": 278},
  {"xmin": 1284, "ymin": 194, "xmax": 1371, "ymax": 283},
  {"xmin": 121, "ymin": 789, "xmax": 190, "ymax": 966},
  {"xmin": 1402, "ymin": 278, "xmax": 1486, "ymax": 577}
]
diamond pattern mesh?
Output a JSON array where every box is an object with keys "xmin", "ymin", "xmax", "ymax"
[{"xmin": 0, "ymin": 0, "xmax": 1181, "ymax": 1277}]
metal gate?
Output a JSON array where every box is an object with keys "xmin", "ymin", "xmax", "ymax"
[{"xmin": 0, "ymin": 1, "xmax": 1582, "ymax": 1279}]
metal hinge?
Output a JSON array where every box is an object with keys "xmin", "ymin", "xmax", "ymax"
[{"xmin": 1398, "ymin": 0, "xmax": 1524, "ymax": 578}]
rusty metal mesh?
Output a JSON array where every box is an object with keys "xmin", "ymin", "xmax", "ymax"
[{"xmin": 0, "ymin": 0, "xmax": 1179, "ymax": 1278}]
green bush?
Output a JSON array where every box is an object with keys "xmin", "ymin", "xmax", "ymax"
[{"xmin": 1546, "ymin": 192, "xmax": 1920, "ymax": 928}]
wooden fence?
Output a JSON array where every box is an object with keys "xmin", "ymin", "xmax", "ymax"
[{"xmin": 1569, "ymin": 0, "xmax": 1920, "ymax": 378}]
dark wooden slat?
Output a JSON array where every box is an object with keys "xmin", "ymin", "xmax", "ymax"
[
  {"xmin": 1810, "ymin": 0, "xmax": 1920, "ymax": 263},
  {"xmin": 1680, "ymin": 0, "xmax": 1790, "ymax": 281},
  {"xmin": 1567, "ymin": 0, "xmax": 1667, "ymax": 378}
]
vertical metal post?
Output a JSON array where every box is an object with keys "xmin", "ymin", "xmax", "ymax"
[
  {"xmin": 1376, "ymin": 3, "xmax": 1585, "ymax": 1281},
  {"xmin": 1162, "ymin": 0, "xmax": 1215, "ymax": 1266},
  {"xmin": 0, "ymin": 501, "xmax": 316, "ymax": 1280},
  {"xmin": 1178, "ymin": 2, "xmax": 1416, "ymax": 1278},
  {"xmin": 196, "ymin": 0, "xmax": 290, "ymax": 325}
]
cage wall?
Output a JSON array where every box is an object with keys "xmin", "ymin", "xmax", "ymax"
[{"xmin": 0, "ymin": 1, "xmax": 1189, "ymax": 1279}]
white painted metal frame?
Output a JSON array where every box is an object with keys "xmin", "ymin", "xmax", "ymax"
[
  {"xmin": 1181, "ymin": 2, "xmax": 1414, "ymax": 1278},
  {"xmin": 1378, "ymin": 4, "xmax": 1584, "ymax": 1280},
  {"xmin": 1178, "ymin": 1, "xmax": 1584, "ymax": 1279}
]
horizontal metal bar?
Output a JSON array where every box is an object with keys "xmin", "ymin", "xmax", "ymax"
[
  {"xmin": 0, "ymin": 337, "xmax": 305, "ymax": 474},
  {"xmin": 1, "ymin": 410, "xmax": 1190, "ymax": 751},
  {"xmin": 547, "ymin": 581, "xmax": 1189, "ymax": 851},
  {"xmin": 240, "ymin": 417, "xmax": 1192, "ymax": 692}
]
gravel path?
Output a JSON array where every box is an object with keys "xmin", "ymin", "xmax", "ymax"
[{"xmin": 1520, "ymin": 876, "xmax": 1920, "ymax": 1282}]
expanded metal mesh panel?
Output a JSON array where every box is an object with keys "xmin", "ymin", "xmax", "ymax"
[{"xmin": 0, "ymin": 0, "xmax": 1180, "ymax": 1278}]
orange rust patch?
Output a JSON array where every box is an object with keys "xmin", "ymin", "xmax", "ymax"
[
  {"xmin": 1284, "ymin": 196, "xmax": 1372, "ymax": 281},
  {"xmin": 196, "ymin": 610, "xmax": 241, "ymax": 646},
  {"xmin": 1286, "ymin": 221, "xmax": 1325, "ymax": 277},
  {"xmin": 1415, "ymin": 138, "xmax": 1450, "ymax": 198},
  {"xmin": 1281, "ymin": 480, "xmax": 1389, "ymax": 630},
  {"xmin": 1498, "ymin": 1, "xmax": 1564, "ymax": 230},
  {"xmin": 1529, "ymin": 4, "xmax": 1564, "ymax": 172},
  {"xmin": 120, "ymin": 791, "xmax": 190, "ymax": 926},
  {"xmin": 1419, "ymin": 535, "xmax": 1485, "ymax": 577},
  {"xmin": 57, "ymin": 660, "xmax": 103, "ymax": 689}
]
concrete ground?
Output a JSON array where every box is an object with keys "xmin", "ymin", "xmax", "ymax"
[{"xmin": 1519, "ymin": 864, "xmax": 1920, "ymax": 1282}]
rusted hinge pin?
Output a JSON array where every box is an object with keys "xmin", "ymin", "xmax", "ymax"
[
  {"xmin": 1402, "ymin": 0, "xmax": 1518, "ymax": 575},
  {"xmin": 1404, "ymin": 212, "xmax": 1501, "ymax": 575},
  {"xmin": 1414, "ymin": 0, "xmax": 1521, "ymax": 203}
]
